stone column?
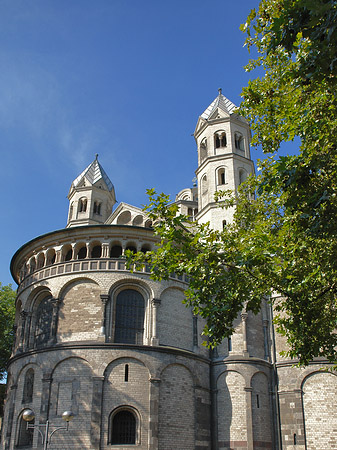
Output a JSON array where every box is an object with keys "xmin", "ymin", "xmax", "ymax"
[
  {"xmin": 149, "ymin": 377, "xmax": 160, "ymax": 450},
  {"xmin": 244, "ymin": 386, "xmax": 254, "ymax": 450},
  {"xmin": 12, "ymin": 325, "xmax": 17, "ymax": 353},
  {"xmin": 101, "ymin": 243, "xmax": 110, "ymax": 258},
  {"xmin": 151, "ymin": 299, "xmax": 161, "ymax": 346},
  {"xmin": 193, "ymin": 316, "xmax": 198, "ymax": 350},
  {"xmin": 50, "ymin": 298, "xmax": 61, "ymax": 344},
  {"xmin": 90, "ymin": 376, "xmax": 104, "ymax": 449},
  {"xmin": 24, "ymin": 312, "xmax": 32, "ymax": 351},
  {"xmin": 100, "ymin": 295, "xmax": 109, "ymax": 337},
  {"xmin": 55, "ymin": 249, "xmax": 62, "ymax": 264},
  {"xmin": 241, "ymin": 312, "xmax": 249, "ymax": 357},
  {"xmin": 19, "ymin": 311, "xmax": 27, "ymax": 351},
  {"xmin": 263, "ymin": 319, "xmax": 270, "ymax": 361},
  {"xmin": 40, "ymin": 371, "xmax": 53, "ymax": 423}
]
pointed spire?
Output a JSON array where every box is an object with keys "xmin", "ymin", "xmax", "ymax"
[
  {"xmin": 200, "ymin": 90, "xmax": 237, "ymax": 120},
  {"xmin": 72, "ymin": 156, "xmax": 114, "ymax": 192}
]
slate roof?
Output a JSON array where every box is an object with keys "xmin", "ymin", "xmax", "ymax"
[{"xmin": 72, "ymin": 156, "xmax": 114, "ymax": 192}]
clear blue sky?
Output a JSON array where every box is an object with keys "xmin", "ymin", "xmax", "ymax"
[{"xmin": 0, "ymin": 0, "xmax": 294, "ymax": 287}]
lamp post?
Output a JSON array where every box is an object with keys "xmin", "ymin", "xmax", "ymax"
[{"xmin": 22, "ymin": 409, "xmax": 74, "ymax": 450}]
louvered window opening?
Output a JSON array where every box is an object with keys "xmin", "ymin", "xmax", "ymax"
[
  {"xmin": 111, "ymin": 411, "xmax": 136, "ymax": 444},
  {"xmin": 114, "ymin": 289, "xmax": 145, "ymax": 344}
]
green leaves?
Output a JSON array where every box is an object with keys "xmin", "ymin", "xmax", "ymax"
[{"xmin": 0, "ymin": 283, "xmax": 16, "ymax": 380}]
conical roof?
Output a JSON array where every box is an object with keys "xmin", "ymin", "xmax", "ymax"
[
  {"xmin": 72, "ymin": 155, "xmax": 114, "ymax": 192},
  {"xmin": 200, "ymin": 89, "xmax": 237, "ymax": 119}
]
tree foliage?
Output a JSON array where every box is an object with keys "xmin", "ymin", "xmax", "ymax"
[
  {"xmin": 128, "ymin": 0, "xmax": 337, "ymax": 366},
  {"xmin": 0, "ymin": 283, "xmax": 16, "ymax": 380}
]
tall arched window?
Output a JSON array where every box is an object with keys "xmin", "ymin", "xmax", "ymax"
[
  {"xmin": 201, "ymin": 174, "xmax": 207, "ymax": 194},
  {"xmin": 114, "ymin": 290, "xmax": 145, "ymax": 344},
  {"xmin": 35, "ymin": 296, "xmax": 53, "ymax": 347},
  {"xmin": 214, "ymin": 132, "xmax": 226, "ymax": 149},
  {"xmin": 78, "ymin": 198, "xmax": 87, "ymax": 213},
  {"xmin": 235, "ymin": 132, "xmax": 245, "ymax": 151},
  {"xmin": 110, "ymin": 410, "xmax": 137, "ymax": 445},
  {"xmin": 22, "ymin": 368, "xmax": 34, "ymax": 404},
  {"xmin": 93, "ymin": 201, "xmax": 101, "ymax": 215},
  {"xmin": 16, "ymin": 412, "xmax": 34, "ymax": 447},
  {"xmin": 218, "ymin": 168, "xmax": 226, "ymax": 185}
]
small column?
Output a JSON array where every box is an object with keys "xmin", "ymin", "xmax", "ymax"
[
  {"xmin": 149, "ymin": 377, "xmax": 161, "ymax": 450},
  {"xmin": 40, "ymin": 371, "xmax": 53, "ymax": 423},
  {"xmin": 55, "ymin": 249, "xmax": 62, "ymax": 264},
  {"xmin": 90, "ymin": 376, "xmax": 104, "ymax": 449},
  {"xmin": 241, "ymin": 312, "xmax": 249, "ymax": 357},
  {"xmin": 50, "ymin": 298, "xmax": 61, "ymax": 344},
  {"xmin": 193, "ymin": 316, "xmax": 198, "ymax": 351},
  {"xmin": 263, "ymin": 319, "xmax": 270, "ymax": 361},
  {"xmin": 244, "ymin": 386, "xmax": 254, "ymax": 450},
  {"xmin": 19, "ymin": 311, "xmax": 27, "ymax": 351},
  {"xmin": 100, "ymin": 295, "xmax": 109, "ymax": 337},
  {"xmin": 12, "ymin": 325, "xmax": 17, "ymax": 353},
  {"xmin": 151, "ymin": 299, "xmax": 161, "ymax": 346},
  {"xmin": 101, "ymin": 243, "xmax": 110, "ymax": 258},
  {"xmin": 86, "ymin": 242, "xmax": 90, "ymax": 258},
  {"xmin": 23, "ymin": 313, "xmax": 32, "ymax": 351}
]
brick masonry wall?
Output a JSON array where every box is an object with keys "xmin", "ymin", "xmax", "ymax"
[
  {"xmin": 58, "ymin": 280, "xmax": 102, "ymax": 342},
  {"xmin": 251, "ymin": 372, "xmax": 272, "ymax": 449},
  {"xmin": 158, "ymin": 288, "xmax": 193, "ymax": 351},
  {"xmin": 217, "ymin": 370, "xmax": 247, "ymax": 449},
  {"xmin": 302, "ymin": 372, "xmax": 337, "ymax": 450},
  {"xmin": 158, "ymin": 364, "xmax": 195, "ymax": 450},
  {"xmin": 101, "ymin": 357, "xmax": 150, "ymax": 450}
]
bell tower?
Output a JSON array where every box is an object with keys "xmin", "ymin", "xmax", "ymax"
[
  {"xmin": 66, "ymin": 155, "xmax": 116, "ymax": 227},
  {"xmin": 194, "ymin": 89, "xmax": 255, "ymax": 230}
]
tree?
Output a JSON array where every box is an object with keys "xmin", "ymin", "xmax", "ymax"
[
  {"xmin": 128, "ymin": 0, "xmax": 337, "ymax": 366},
  {"xmin": 0, "ymin": 283, "xmax": 16, "ymax": 380}
]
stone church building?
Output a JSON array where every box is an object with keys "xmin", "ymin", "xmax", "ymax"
[{"xmin": 1, "ymin": 92, "xmax": 336, "ymax": 450}]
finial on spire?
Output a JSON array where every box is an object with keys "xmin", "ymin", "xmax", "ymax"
[
  {"xmin": 218, "ymin": 88, "xmax": 222, "ymax": 96},
  {"xmin": 95, "ymin": 153, "xmax": 98, "ymax": 160}
]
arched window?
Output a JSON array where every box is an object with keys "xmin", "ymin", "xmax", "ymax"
[
  {"xmin": 77, "ymin": 246, "xmax": 87, "ymax": 260},
  {"xmin": 110, "ymin": 410, "xmax": 136, "ymax": 445},
  {"xmin": 93, "ymin": 201, "xmax": 101, "ymax": 215},
  {"xmin": 37, "ymin": 253, "xmax": 45, "ymax": 269},
  {"xmin": 35, "ymin": 297, "xmax": 53, "ymax": 347},
  {"xmin": 214, "ymin": 132, "xmax": 226, "ymax": 149},
  {"xmin": 110, "ymin": 245, "xmax": 122, "ymax": 258},
  {"xmin": 114, "ymin": 290, "xmax": 145, "ymax": 344},
  {"xmin": 125, "ymin": 245, "xmax": 137, "ymax": 254},
  {"xmin": 69, "ymin": 202, "xmax": 74, "ymax": 221},
  {"xmin": 29, "ymin": 258, "xmax": 36, "ymax": 274},
  {"xmin": 22, "ymin": 368, "xmax": 34, "ymax": 403},
  {"xmin": 140, "ymin": 244, "xmax": 151, "ymax": 253},
  {"xmin": 144, "ymin": 220, "xmax": 153, "ymax": 228},
  {"xmin": 235, "ymin": 132, "xmax": 245, "ymax": 151},
  {"xmin": 239, "ymin": 169, "xmax": 247, "ymax": 185},
  {"xmin": 91, "ymin": 245, "xmax": 102, "ymax": 258},
  {"xmin": 199, "ymin": 138, "xmax": 207, "ymax": 163},
  {"xmin": 218, "ymin": 168, "xmax": 226, "ymax": 185},
  {"xmin": 16, "ymin": 412, "xmax": 34, "ymax": 447},
  {"xmin": 46, "ymin": 249, "xmax": 56, "ymax": 266},
  {"xmin": 60, "ymin": 244, "xmax": 72, "ymax": 262},
  {"xmin": 201, "ymin": 175, "xmax": 207, "ymax": 194},
  {"xmin": 78, "ymin": 198, "xmax": 87, "ymax": 213}
]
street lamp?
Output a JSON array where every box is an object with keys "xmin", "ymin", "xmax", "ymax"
[{"xmin": 22, "ymin": 409, "xmax": 74, "ymax": 450}]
